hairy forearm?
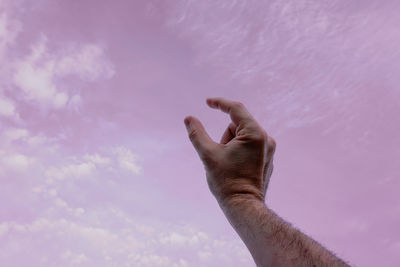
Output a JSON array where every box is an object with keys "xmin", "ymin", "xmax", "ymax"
[{"xmin": 218, "ymin": 196, "xmax": 351, "ymax": 267}]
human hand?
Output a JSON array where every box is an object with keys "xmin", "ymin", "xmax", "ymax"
[{"xmin": 184, "ymin": 97, "xmax": 276, "ymax": 205}]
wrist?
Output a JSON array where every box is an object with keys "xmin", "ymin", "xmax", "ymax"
[
  {"xmin": 218, "ymin": 193, "xmax": 266, "ymax": 213},
  {"xmin": 213, "ymin": 180, "xmax": 265, "ymax": 206}
]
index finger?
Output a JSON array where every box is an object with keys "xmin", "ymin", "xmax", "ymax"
[{"xmin": 206, "ymin": 97, "xmax": 256, "ymax": 126}]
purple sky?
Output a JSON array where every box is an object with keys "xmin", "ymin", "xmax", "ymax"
[{"xmin": 1, "ymin": 0, "xmax": 399, "ymax": 266}]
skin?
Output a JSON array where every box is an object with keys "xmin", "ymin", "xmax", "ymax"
[{"xmin": 184, "ymin": 97, "xmax": 352, "ymax": 267}]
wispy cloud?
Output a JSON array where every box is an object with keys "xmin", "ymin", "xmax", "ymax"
[
  {"xmin": 163, "ymin": 0, "xmax": 400, "ymax": 139},
  {"xmin": 44, "ymin": 161, "xmax": 96, "ymax": 183},
  {"xmin": 2, "ymin": 127, "xmax": 29, "ymax": 141},
  {"xmin": 0, "ymin": 148, "xmax": 35, "ymax": 172},
  {"xmin": 0, "ymin": 209, "xmax": 251, "ymax": 266},
  {"xmin": 0, "ymin": 9, "xmax": 22, "ymax": 60},
  {"xmin": 12, "ymin": 34, "xmax": 115, "ymax": 110},
  {"xmin": 113, "ymin": 146, "xmax": 143, "ymax": 175},
  {"xmin": 0, "ymin": 95, "xmax": 16, "ymax": 117}
]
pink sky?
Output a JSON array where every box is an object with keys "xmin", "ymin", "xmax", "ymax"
[{"xmin": 0, "ymin": 0, "xmax": 399, "ymax": 266}]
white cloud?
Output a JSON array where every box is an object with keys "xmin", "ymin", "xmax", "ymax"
[
  {"xmin": 158, "ymin": 229, "xmax": 209, "ymax": 248},
  {"xmin": 0, "ymin": 6, "xmax": 23, "ymax": 122},
  {"xmin": 0, "ymin": 95, "xmax": 16, "ymax": 117},
  {"xmin": 0, "ymin": 210, "xmax": 252, "ymax": 266},
  {"xmin": 164, "ymin": 0, "xmax": 400, "ymax": 140},
  {"xmin": 173, "ymin": 259, "xmax": 188, "ymax": 267},
  {"xmin": 61, "ymin": 250, "xmax": 89, "ymax": 265},
  {"xmin": 25, "ymin": 134, "xmax": 48, "ymax": 147},
  {"xmin": 0, "ymin": 128, "xmax": 59, "ymax": 157},
  {"xmin": 12, "ymin": 33, "xmax": 115, "ymax": 109},
  {"xmin": 68, "ymin": 162, "xmax": 96, "ymax": 176},
  {"xmin": 48, "ymin": 188, "xmax": 57, "ymax": 196},
  {"xmin": 55, "ymin": 43, "xmax": 115, "ymax": 81},
  {"xmin": 197, "ymin": 250, "xmax": 212, "ymax": 261},
  {"xmin": 0, "ymin": 11, "xmax": 22, "ymax": 60},
  {"xmin": 83, "ymin": 153, "xmax": 112, "ymax": 167},
  {"xmin": 7, "ymin": 218, "xmax": 121, "ymax": 246},
  {"xmin": 0, "ymin": 223, "xmax": 8, "ymax": 237},
  {"xmin": 3, "ymin": 127, "xmax": 28, "ymax": 141},
  {"xmin": 0, "ymin": 13, "xmax": 7, "ymax": 37},
  {"xmin": 53, "ymin": 92, "xmax": 68, "ymax": 108},
  {"xmin": 32, "ymin": 186, "xmax": 44, "ymax": 194},
  {"xmin": 160, "ymin": 232, "xmax": 186, "ymax": 246},
  {"xmin": 45, "ymin": 161, "xmax": 96, "ymax": 183},
  {"xmin": 36, "ymin": 188, "xmax": 86, "ymax": 217},
  {"xmin": 43, "ymin": 152, "xmax": 117, "ymax": 184},
  {"xmin": 55, "ymin": 198, "xmax": 68, "ymax": 208},
  {"xmin": 134, "ymin": 254, "xmax": 171, "ymax": 266},
  {"xmin": 0, "ymin": 151, "xmax": 33, "ymax": 171},
  {"xmin": 134, "ymin": 223, "xmax": 155, "ymax": 235},
  {"xmin": 113, "ymin": 146, "xmax": 143, "ymax": 175},
  {"xmin": 13, "ymin": 34, "xmax": 63, "ymax": 108},
  {"xmin": 40, "ymin": 193, "xmax": 83, "ymax": 217},
  {"xmin": 75, "ymin": 208, "xmax": 85, "ymax": 216},
  {"xmin": 67, "ymin": 94, "xmax": 82, "ymax": 111}
]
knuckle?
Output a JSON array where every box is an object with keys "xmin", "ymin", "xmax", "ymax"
[
  {"xmin": 251, "ymin": 130, "xmax": 267, "ymax": 144},
  {"xmin": 268, "ymin": 136, "xmax": 277, "ymax": 152},
  {"xmin": 262, "ymin": 130, "xmax": 269, "ymax": 141},
  {"xmin": 233, "ymin": 101, "xmax": 244, "ymax": 109},
  {"xmin": 188, "ymin": 129, "xmax": 198, "ymax": 140}
]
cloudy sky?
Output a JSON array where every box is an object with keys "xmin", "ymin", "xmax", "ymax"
[{"xmin": 0, "ymin": 0, "xmax": 399, "ymax": 266}]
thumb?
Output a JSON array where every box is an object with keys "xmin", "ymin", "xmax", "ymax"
[{"xmin": 184, "ymin": 116, "xmax": 217, "ymax": 159}]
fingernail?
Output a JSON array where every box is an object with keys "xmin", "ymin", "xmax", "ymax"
[{"xmin": 184, "ymin": 117, "xmax": 191, "ymax": 128}]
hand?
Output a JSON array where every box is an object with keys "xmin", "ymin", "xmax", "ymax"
[{"xmin": 184, "ymin": 97, "xmax": 276, "ymax": 205}]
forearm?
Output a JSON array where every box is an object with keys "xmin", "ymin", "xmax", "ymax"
[{"xmin": 218, "ymin": 196, "xmax": 351, "ymax": 267}]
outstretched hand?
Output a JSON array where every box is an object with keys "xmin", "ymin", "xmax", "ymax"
[{"xmin": 184, "ymin": 97, "xmax": 276, "ymax": 205}]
